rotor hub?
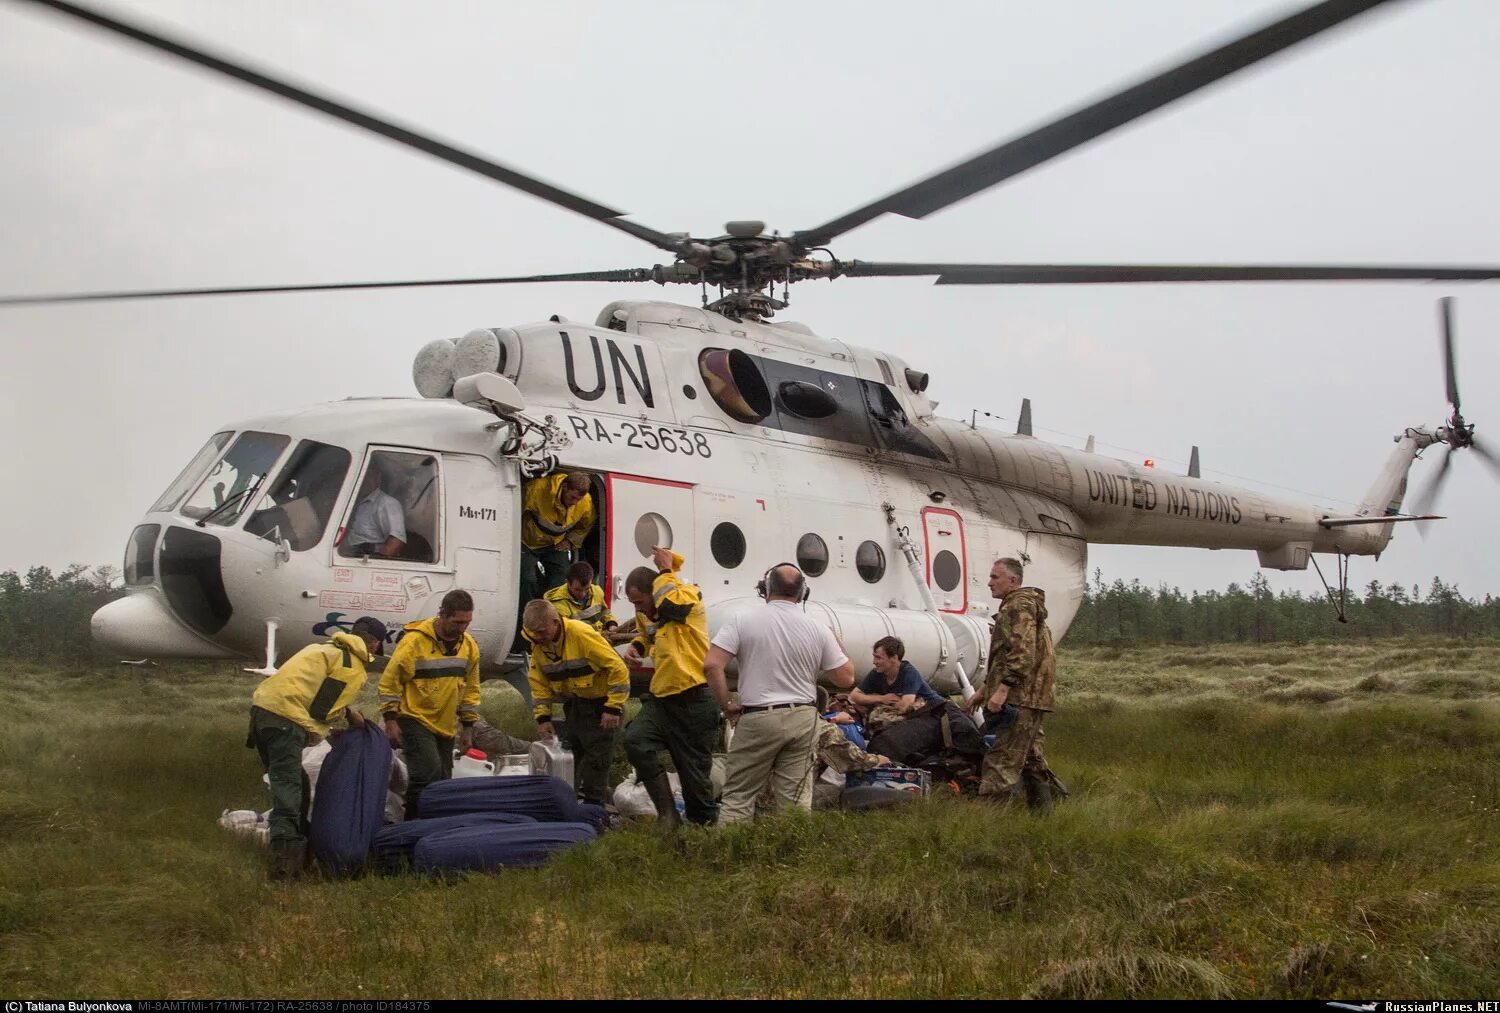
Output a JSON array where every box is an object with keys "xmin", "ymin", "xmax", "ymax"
[{"xmin": 641, "ymin": 224, "xmax": 845, "ymax": 317}]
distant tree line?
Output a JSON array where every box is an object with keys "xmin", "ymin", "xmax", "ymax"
[
  {"xmin": 0, "ymin": 565, "xmax": 124, "ymax": 662},
  {"xmin": 1069, "ymin": 569, "xmax": 1500, "ymax": 646},
  {"xmin": 3, "ymin": 563, "xmax": 1497, "ymax": 662}
]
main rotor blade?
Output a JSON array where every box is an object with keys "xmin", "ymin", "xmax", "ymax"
[
  {"xmin": 0, "ymin": 269, "xmax": 653, "ymax": 306},
  {"xmin": 1440, "ymin": 296, "xmax": 1461, "ymax": 413},
  {"xmin": 1413, "ymin": 444, "xmax": 1454, "ymax": 518},
  {"xmin": 837, "ymin": 262, "xmax": 1500, "ymax": 285},
  {"xmin": 794, "ymin": 0, "xmax": 1398, "ymax": 248},
  {"xmin": 15, "ymin": 0, "xmax": 680, "ymax": 252}
]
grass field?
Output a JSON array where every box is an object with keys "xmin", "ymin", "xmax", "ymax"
[{"xmin": 2, "ymin": 638, "xmax": 1497, "ymax": 998}]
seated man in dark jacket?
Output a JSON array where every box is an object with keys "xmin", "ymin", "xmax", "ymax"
[{"xmin": 851, "ymin": 636, "xmax": 946, "ymax": 727}]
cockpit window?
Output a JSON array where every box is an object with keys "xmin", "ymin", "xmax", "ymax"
[
  {"xmin": 244, "ymin": 441, "xmax": 351, "ymax": 551},
  {"xmin": 180, "ymin": 431, "xmax": 289, "ymax": 526},
  {"xmin": 149, "ymin": 432, "xmax": 232, "ymax": 513},
  {"xmin": 338, "ymin": 450, "xmax": 441, "ymax": 563}
]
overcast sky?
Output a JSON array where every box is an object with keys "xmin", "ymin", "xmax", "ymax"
[{"xmin": 2, "ymin": 0, "xmax": 1497, "ymax": 600}]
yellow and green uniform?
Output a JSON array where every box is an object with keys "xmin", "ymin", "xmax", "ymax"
[
  {"xmin": 519, "ymin": 474, "xmax": 595, "ymax": 618},
  {"xmin": 379, "ymin": 618, "xmax": 483, "ymax": 818},
  {"xmin": 248, "ymin": 630, "xmax": 373, "ymax": 841},
  {"xmin": 524, "ymin": 617, "xmax": 629, "ymax": 804},
  {"xmin": 543, "ymin": 582, "xmax": 617, "ymax": 632},
  {"xmin": 251, "ymin": 631, "xmax": 372, "ymax": 738},
  {"xmin": 629, "ymin": 550, "xmax": 709, "ymax": 698},
  {"xmin": 378, "ymin": 618, "xmax": 482, "ymax": 737},
  {"xmin": 521, "ymin": 473, "xmax": 595, "ymax": 551},
  {"xmin": 524, "ymin": 617, "xmax": 630, "ymax": 723},
  {"xmin": 623, "ymin": 550, "xmax": 721, "ymax": 824}
]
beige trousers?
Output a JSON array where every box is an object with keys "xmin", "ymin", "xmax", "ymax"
[{"xmin": 718, "ymin": 706, "xmax": 819, "ymax": 824}]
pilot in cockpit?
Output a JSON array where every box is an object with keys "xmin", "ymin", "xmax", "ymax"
[{"xmin": 342, "ymin": 461, "xmax": 406, "ymax": 558}]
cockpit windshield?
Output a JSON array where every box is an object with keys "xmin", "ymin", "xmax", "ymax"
[
  {"xmin": 181, "ymin": 431, "xmax": 289, "ymax": 526},
  {"xmin": 149, "ymin": 432, "xmax": 232, "ymax": 514}
]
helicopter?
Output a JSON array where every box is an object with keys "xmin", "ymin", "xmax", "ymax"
[{"xmin": 4, "ymin": 0, "xmax": 1499, "ymax": 704}]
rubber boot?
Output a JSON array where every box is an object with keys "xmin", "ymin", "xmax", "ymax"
[
  {"xmin": 642, "ymin": 772, "xmax": 681, "ymax": 833},
  {"xmin": 1024, "ymin": 775, "xmax": 1054, "ymax": 813},
  {"xmin": 268, "ymin": 838, "xmax": 306, "ymax": 882}
]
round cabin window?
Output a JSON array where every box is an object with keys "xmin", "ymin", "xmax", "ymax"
[
  {"xmin": 796, "ymin": 533, "xmax": 829, "ymax": 577},
  {"xmin": 711, "ymin": 522, "xmax": 747, "ymax": 569},
  {"xmin": 932, "ymin": 549, "xmax": 962, "ymax": 591},
  {"xmin": 634, "ymin": 512, "xmax": 673, "ymax": 558},
  {"xmin": 855, "ymin": 541, "xmax": 885, "ymax": 583}
]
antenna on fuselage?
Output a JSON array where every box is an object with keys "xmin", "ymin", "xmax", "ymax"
[
  {"xmin": 1016, "ymin": 398, "xmax": 1033, "ymax": 437},
  {"xmin": 1189, "ymin": 445, "xmax": 1202, "ymax": 478}
]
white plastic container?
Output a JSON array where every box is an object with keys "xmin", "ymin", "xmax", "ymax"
[
  {"xmin": 453, "ymin": 748, "xmax": 495, "ymax": 777},
  {"xmin": 218, "ymin": 808, "xmax": 261, "ymax": 832},
  {"xmin": 529, "ymin": 738, "xmax": 574, "ymax": 786},
  {"xmin": 496, "ymin": 754, "xmax": 531, "ymax": 777},
  {"xmin": 219, "ymin": 809, "xmax": 270, "ymax": 845}
]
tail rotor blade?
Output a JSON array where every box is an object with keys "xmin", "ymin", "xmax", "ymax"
[
  {"xmin": 1412, "ymin": 445, "xmax": 1454, "ymax": 520},
  {"xmin": 1468, "ymin": 435, "xmax": 1500, "ymax": 485},
  {"xmin": 1440, "ymin": 297, "xmax": 1461, "ymax": 414}
]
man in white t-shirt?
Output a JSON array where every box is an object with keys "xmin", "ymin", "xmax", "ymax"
[
  {"xmin": 704, "ymin": 563, "xmax": 855, "ymax": 823},
  {"xmin": 342, "ymin": 462, "xmax": 406, "ymax": 558}
]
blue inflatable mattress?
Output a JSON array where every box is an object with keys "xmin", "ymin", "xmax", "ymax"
[
  {"xmin": 576, "ymin": 802, "xmax": 609, "ymax": 832},
  {"xmin": 308, "ymin": 723, "xmax": 392, "ymax": 875},
  {"xmin": 412, "ymin": 821, "xmax": 597, "ymax": 874},
  {"xmin": 416, "ymin": 774, "xmax": 585, "ymax": 822},
  {"xmin": 371, "ymin": 812, "xmax": 537, "ymax": 872}
]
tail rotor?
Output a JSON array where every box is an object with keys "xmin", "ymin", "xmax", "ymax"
[{"xmin": 1413, "ymin": 298, "xmax": 1497, "ymax": 521}]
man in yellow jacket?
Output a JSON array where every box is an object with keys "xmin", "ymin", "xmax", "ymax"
[
  {"xmin": 622, "ymin": 547, "xmax": 722, "ymax": 829},
  {"xmin": 379, "ymin": 589, "xmax": 482, "ymax": 819},
  {"xmin": 542, "ymin": 560, "xmax": 619, "ymax": 635},
  {"xmin": 522, "ymin": 599, "xmax": 630, "ymax": 805},
  {"xmin": 248, "ymin": 615, "xmax": 387, "ymax": 880},
  {"xmin": 519, "ymin": 472, "xmax": 595, "ymax": 608}
]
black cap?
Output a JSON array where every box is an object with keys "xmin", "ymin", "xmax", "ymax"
[{"xmin": 349, "ymin": 616, "xmax": 389, "ymax": 655}]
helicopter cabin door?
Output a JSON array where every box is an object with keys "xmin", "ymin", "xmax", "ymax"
[
  {"xmin": 604, "ymin": 474, "xmax": 695, "ymax": 613},
  {"xmin": 921, "ymin": 506, "xmax": 968, "ymax": 613}
]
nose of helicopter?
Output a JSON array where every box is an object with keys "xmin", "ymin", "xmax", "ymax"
[{"xmin": 92, "ymin": 590, "xmax": 239, "ymax": 659}]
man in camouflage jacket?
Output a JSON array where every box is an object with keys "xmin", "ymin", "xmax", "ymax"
[{"xmin": 968, "ymin": 556, "xmax": 1057, "ymax": 808}]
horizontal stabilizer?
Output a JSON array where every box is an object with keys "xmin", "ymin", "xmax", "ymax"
[{"xmin": 1318, "ymin": 514, "xmax": 1443, "ymax": 528}]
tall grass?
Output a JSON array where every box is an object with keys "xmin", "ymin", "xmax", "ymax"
[{"xmin": 1, "ymin": 639, "xmax": 1496, "ymax": 997}]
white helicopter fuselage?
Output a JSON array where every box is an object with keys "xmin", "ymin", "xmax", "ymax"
[{"xmin": 93, "ymin": 299, "xmax": 1421, "ymax": 690}]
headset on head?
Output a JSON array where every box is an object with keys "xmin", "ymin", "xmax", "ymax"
[{"xmin": 756, "ymin": 562, "xmax": 810, "ymax": 604}]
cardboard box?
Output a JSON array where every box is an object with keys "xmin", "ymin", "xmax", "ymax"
[{"xmin": 845, "ymin": 767, "xmax": 931, "ymax": 795}]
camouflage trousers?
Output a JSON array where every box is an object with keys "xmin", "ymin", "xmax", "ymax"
[{"xmin": 979, "ymin": 706, "xmax": 1049, "ymax": 796}]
